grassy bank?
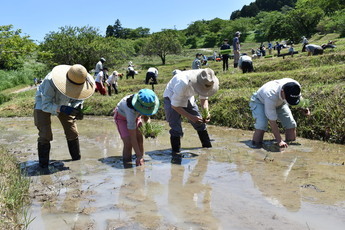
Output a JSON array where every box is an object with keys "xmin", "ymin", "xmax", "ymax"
[
  {"xmin": 0, "ymin": 33, "xmax": 344, "ymax": 144},
  {"xmin": 0, "ymin": 147, "xmax": 32, "ymax": 229}
]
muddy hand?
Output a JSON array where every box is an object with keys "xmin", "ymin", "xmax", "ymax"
[
  {"xmin": 304, "ymin": 108, "xmax": 311, "ymax": 116},
  {"xmin": 278, "ymin": 140, "xmax": 288, "ymax": 148},
  {"xmin": 136, "ymin": 158, "xmax": 144, "ymax": 166},
  {"xmin": 190, "ymin": 115, "xmax": 203, "ymax": 124}
]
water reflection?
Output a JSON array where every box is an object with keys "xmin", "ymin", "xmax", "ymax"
[
  {"xmin": 167, "ymin": 154, "xmax": 220, "ymax": 228},
  {"xmin": 0, "ymin": 117, "xmax": 344, "ymax": 230}
]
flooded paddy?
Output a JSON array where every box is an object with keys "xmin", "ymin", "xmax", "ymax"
[{"xmin": 0, "ymin": 116, "xmax": 344, "ymax": 230}]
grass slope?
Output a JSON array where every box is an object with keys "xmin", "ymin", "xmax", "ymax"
[{"xmin": 0, "ymin": 33, "xmax": 344, "ymax": 143}]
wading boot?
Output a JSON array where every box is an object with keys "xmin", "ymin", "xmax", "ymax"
[
  {"xmin": 197, "ymin": 130, "xmax": 212, "ymax": 148},
  {"xmin": 67, "ymin": 138, "xmax": 81, "ymax": 161},
  {"xmin": 170, "ymin": 136, "xmax": 182, "ymax": 164},
  {"xmin": 38, "ymin": 142, "xmax": 50, "ymax": 168}
]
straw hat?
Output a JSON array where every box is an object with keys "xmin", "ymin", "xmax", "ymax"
[
  {"xmin": 51, "ymin": 64, "xmax": 95, "ymax": 100},
  {"xmin": 132, "ymin": 89, "xmax": 160, "ymax": 115},
  {"xmin": 190, "ymin": 68, "xmax": 219, "ymax": 97}
]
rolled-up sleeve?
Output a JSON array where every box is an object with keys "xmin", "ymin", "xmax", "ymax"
[{"xmin": 40, "ymin": 81, "xmax": 60, "ymax": 115}]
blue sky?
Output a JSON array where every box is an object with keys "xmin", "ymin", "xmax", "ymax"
[{"xmin": 1, "ymin": 0, "xmax": 253, "ymax": 43}]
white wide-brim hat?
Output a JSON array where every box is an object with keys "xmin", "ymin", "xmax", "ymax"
[
  {"xmin": 190, "ymin": 68, "xmax": 219, "ymax": 97},
  {"xmin": 51, "ymin": 64, "xmax": 95, "ymax": 100}
]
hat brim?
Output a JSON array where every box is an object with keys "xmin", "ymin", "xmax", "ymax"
[
  {"xmin": 132, "ymin": 93, "xmax": 160, "ymax": 116},
  {"xmin": 51, "ymin": 65, "xmax": 95, "ymax": 100},
  {"xmin": 190, "ymin": 71, "xmax": 219, "ymax": 97},
  {"xmin": 286, "ymin": 97, "xmax": 300, "ymax": 106}
]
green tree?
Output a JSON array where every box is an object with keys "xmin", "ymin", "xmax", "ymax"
[
  {"xmin": 0, "ymin": 25, "xmax": 37, "ymax": 70},
  {"xmin": 207, "ymin": 18, "xmax": 226, "ymax": 33},
  {"xmin": 287, "ymin": 5, "xmax": 324, "ymax": 38},
  {"xmin": 254, "ymin": 11, "xmax": 294, "ymax": 42},
  {"xmin": 113, "ymin": 19, "xmax": 123, "ymax": 38},
  {"xmin": 142, "ymin": 30, "xmax": 182, "ymax": 65},
  {"xmin": 317, "ymin": 8, "xmax": 345, "ymax": 36},
  {"xmin": 185, "ymin": 20, "xmax": 208, "ymax": 37},
  {"xmin": 106, "ymin": 25, "xmax": 114, "ymax": 37},
  {"xmin": 39, "ymin": 25, "xmax": 136, "ymax": 70},
  {"xmin": 203, "ymin": 32, "xmax": 219, "ymax": 48},
  {"xmin": 240, "ymin": 3, "xmax": 260, "ymax": 17},
  {"xmin": 219, "ymin": 17, "xmax": 254, "ymax": 43}
]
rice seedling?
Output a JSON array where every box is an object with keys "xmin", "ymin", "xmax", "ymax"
[{"xmin": 139, "ymin": 121, "xmax": 164, "ymax": 139}]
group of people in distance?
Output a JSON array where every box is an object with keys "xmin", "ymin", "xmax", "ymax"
[
  {"xmin": 34, "ymin": 54, "xmax": 310, "ymax": 168},
  {"xmin": 220, "ymin": 31, "xmax": 254, "ymax": 74},
  {"xmin": 94, "ymin": 58, "xmax": 121, "ymax": 96},
  {"xmin": 93, "ymin": 58, "xmax": 160, "ymax": 97}
]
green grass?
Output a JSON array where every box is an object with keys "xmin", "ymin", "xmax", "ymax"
[
  {"xmin": 1, "ymin": 33, "xmax": 345, "ymax": 144},
  {"xmin": 0, "ymin": 147, "xmax": 32, "ymax": 229}
]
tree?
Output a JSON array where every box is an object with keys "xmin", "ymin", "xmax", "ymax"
[
  {"xmin": 142, "ymin": 30, "xmax": 182, "ymax": 65},
  {"xmin": 185, "ymin": 20, "xmax": 208, "ymax": 37},
  {"xmin": 240, "ymin": 3, "xmax": 260, "ymax": 17},
  {"xmin": 207, "ymin": 18, "xmax": 226, "ymax": 33},
  {"xmin": 113, "ymin": 19, "xmax": 123, "ymax": 38},
  {"xmin": 39, "ymin": 25, "xmax": 136, "ymax": 70},
  {"xmin": 203, "ymin": 32, "xmax": 219, "ymax": 48},
  {"xmin": 230, "ymin": 10, "xmax": 241, "ymax": 20},
  {"xmin": 0, "ymin": 25, "xmax": 37, "ymax": 70},
  {"xmin": 105, "ymin": 25, "xmax": 114, "ymax": 37},
  {"xmin": 287, "ymin": 5, "xmax": 324, "ymax": 38}
]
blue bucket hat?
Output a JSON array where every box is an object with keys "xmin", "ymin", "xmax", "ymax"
[{"xmin": 132, "ymin": 89, "xmax": 160, "ymax": 115}]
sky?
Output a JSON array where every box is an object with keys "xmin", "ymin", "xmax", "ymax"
[{"xmin": 1, "ymin": 0, "xmax": 253, "ymax": 43}]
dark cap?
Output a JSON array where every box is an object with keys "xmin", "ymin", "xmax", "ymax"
[{"xmin": 282, "ymin": 82, "xmax": 301, "ymax": 105}]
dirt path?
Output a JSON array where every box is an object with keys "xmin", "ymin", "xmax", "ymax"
[{"xmin": 12, "ymin": 85, "xmax": 37, "ymax": 94}]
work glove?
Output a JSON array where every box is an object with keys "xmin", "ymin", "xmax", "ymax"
[
  {"xmin": 74, "ymin": 104, "xmax": 84, "ymax": 120},
  {"xmin": 60, "ymin": 105, "xmax": 79, "ymax": 116}
]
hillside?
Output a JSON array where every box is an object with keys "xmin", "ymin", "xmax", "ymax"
[{"xmin": 0, "ymin": 33, "xmax": 344, "ymax": 144}]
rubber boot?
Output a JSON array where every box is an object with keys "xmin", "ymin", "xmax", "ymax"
[
  {"xmin": 38, "ymin": 142, "xmax": 50, "ymax": 168},
  {"xmin": 197, "ymin": 130, "xmax": 212, "ymax": 148},
  {"xmin": 170, "ymin": 136, "xmax": 182, "ymax": 164},
  {"xmin": 67, "ymin": 138, "xmax": 81, "ymax": 161}
]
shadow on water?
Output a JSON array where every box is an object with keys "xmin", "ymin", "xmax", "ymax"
[
  {"xmin": 99, "ymin": 148, "xmax": 201, "ymax": 169},
  {"xmin": 20, "ymin": 160, "xmax": 70, "ymax": 176},
  {"xmin": 241, "ymin": 139, "xmax": 301, "ymax": 152}
]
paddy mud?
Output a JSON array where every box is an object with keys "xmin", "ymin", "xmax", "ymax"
[{"xmin": 0, "ymin": 116, "xmax": 344, "ymax": 230}]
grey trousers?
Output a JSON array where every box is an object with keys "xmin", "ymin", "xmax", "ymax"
[{"xmin": 164, "ymin": 97, "xmax": 206, "ymax": 137}]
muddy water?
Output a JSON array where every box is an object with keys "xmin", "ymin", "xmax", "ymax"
[{"xmin": 0, "ymin": 116, "xmax": 344, "ymax": 230}]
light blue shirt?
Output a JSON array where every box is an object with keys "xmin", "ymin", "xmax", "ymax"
[{"xmin": 34, "ymin": 72, "xmax": 83, "ymax": 115}]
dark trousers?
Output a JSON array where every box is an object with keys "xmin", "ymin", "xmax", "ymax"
[
  {"xmin": 126, "ymin": 70, "xmax": 135, "ymax": 79},
  {"xmin": 222, "ymin": 55, "xmax": 229, "ymax": 71},
  {"xmin": 164, "ymin": 97, "xmax": 206, "ymax": 137},
  {"xmin": 241, "ymin": 61, "xmax": 254, "ymax": 73},
  {"xmin": 107, "ymin": 84, "xmax": 118, "ymax": 96},
  {"xmin": 145, "ymin": 72, "xmax": 157, "ymax": 85}
]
